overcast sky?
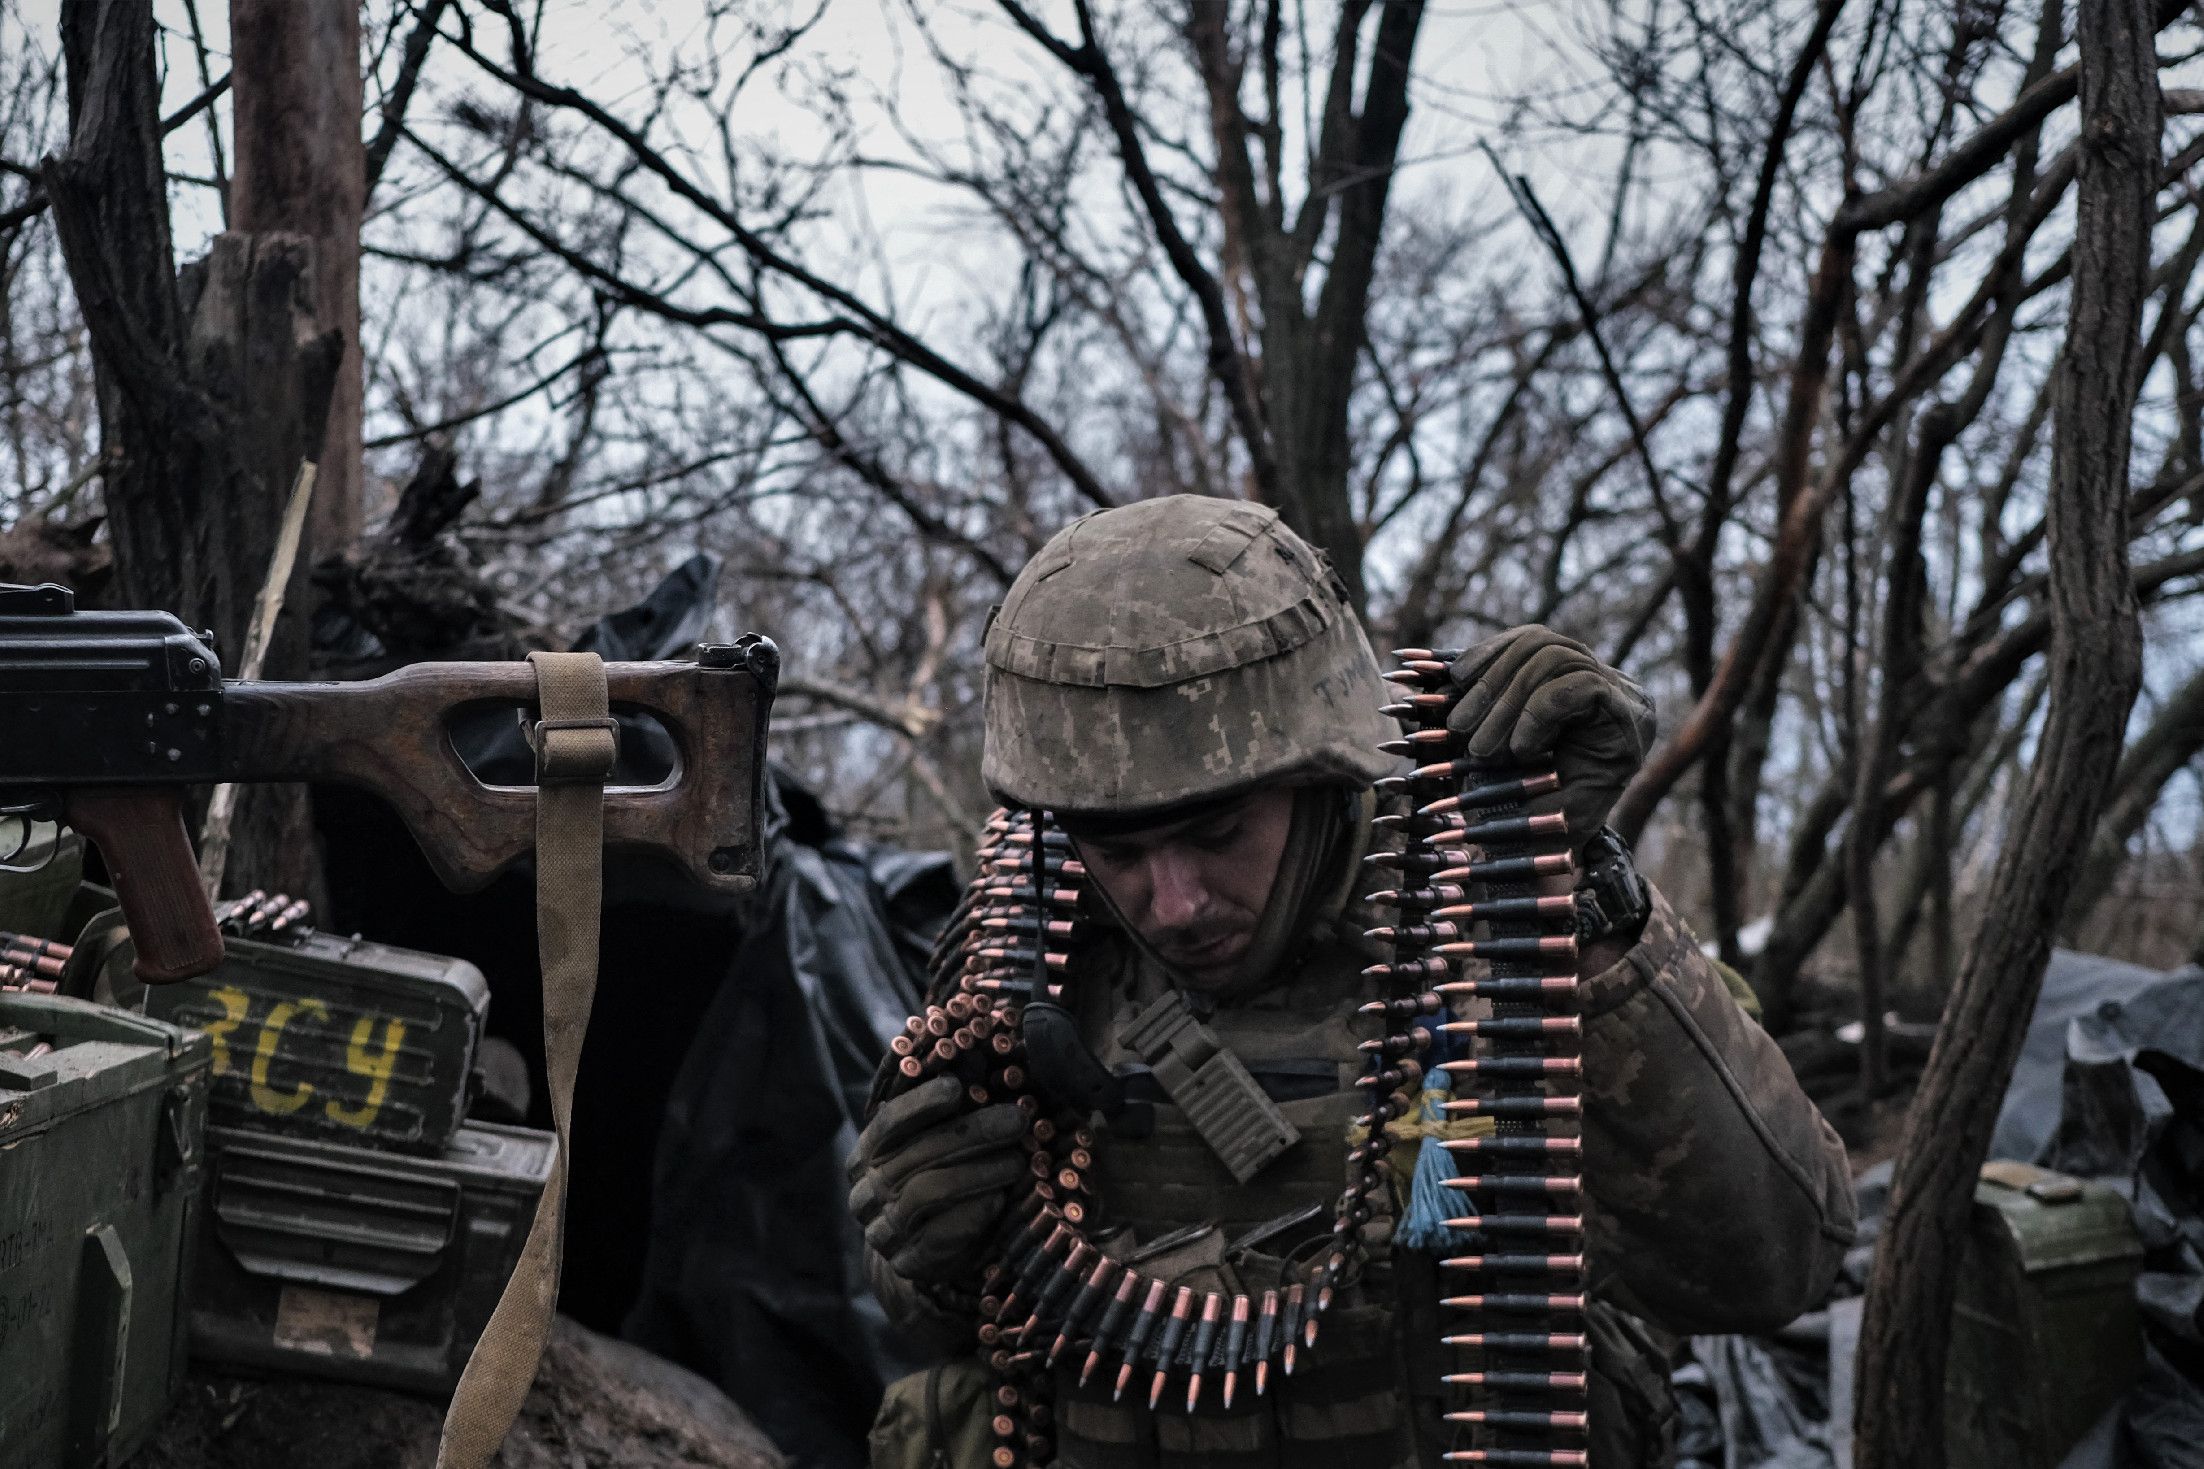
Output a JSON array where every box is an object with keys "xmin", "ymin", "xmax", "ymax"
[{"xmin": 112, "ymin": 0, "xmax": 1628, "ymax": 269}]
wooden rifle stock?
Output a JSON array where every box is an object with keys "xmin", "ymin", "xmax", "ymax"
[{"xmin": 219, "ymin": 650, "xmax": 777, "ymax": 897}]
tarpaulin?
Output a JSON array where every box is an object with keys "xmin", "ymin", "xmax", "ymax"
[
  {"xmin": 620, "ymin": 766, "xmax": 956, "ymax": 1469},
  {"xmin": 1684, "ymin": 950, "xmax": 2204, "ymax": 1469}
]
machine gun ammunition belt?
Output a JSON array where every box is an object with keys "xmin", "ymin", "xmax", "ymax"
[
  {"xmin": 871, "ymin": 804, "xmax": 1367, "ymax": 1466},
  {"xmin": 1371, "ymin": 649, "xmax": 1591, "ymax": 1464}
]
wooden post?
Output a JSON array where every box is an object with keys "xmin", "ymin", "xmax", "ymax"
[{"xmin": 228, "ymin": 0, "xmax": 363, "ymax": 557}]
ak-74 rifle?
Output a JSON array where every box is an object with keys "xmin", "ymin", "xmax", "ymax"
[{"xmin": 0, "ymin": 580, "xmax": 777, "ymax": 984}]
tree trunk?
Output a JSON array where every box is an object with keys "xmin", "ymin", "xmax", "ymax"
[
  {"xmin": 1185, "ymin": 0, "xmax": 1427, "ymax": 616},
  {"xmin": 44, "ymin": 0, "xmax": 341, "ymax": 904},
  {"xmin": 181, "ymin": 234, "xmax": 342, "ymax": 903},
  {"xmin": 1852, "ymin": 0, "xmax": 2156, "ymax": 1460},
  {"xmin": 230, "ymin": 0, "xmax": 364, "ymax": 558}
]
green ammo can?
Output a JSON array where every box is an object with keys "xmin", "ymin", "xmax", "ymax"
[
  {"xmin": 188, "ymin": 1119, "xmax": 555, "ymax": 1394},
  {"xmin": 0, "ymin": 991, "xmax": 210, "ymax": 1469},
  {"xmin": 1944, "ymin": 1160, "xmax": 2145, "ymax": 1469},
  {"xmin": 0, "ymin": 830, "xmax": 85, "ymax": 945},
  {"xmin": 141, "ymin": 930, "xmax": 489, "ymax": 1156}
]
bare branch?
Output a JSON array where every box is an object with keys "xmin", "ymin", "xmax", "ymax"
[
  {"xmin": 439, "ymin": 31, "xmax": 1120, "ymax": 509},
  {"xmin": 364, "ymin": 0, "xmax": 451, "ymax": 199}
]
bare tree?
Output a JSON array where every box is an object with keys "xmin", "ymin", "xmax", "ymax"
[
  {"xmin": 9, "ymin": 0, "xmax": 2204, "ymax": 1001},
  {"xmin": 1854, "ymin": 0, "xmax": 2156, "ymax": 1457},
  {"xmin": 41, "ymin": 0, "xmax": 340, "ymax": 898}
]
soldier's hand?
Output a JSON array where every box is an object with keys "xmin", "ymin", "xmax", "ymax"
[
  {"xmin": 1444, "ymin": 626, "xmax": 1656, "ymax": 853},
  {"xmin": 848, "ymin": 1073, "xmax": 1030, "ymax": 1285}
]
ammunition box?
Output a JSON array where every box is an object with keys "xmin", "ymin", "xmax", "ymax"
[
  {"xmin": 0, "ymin": 992, "xmax": 211, "ymax": 1469},
  {"xmin": 0, "ymin": 831, "xmax": 84, "ymax": 943},
  {"xmin": 1945, "ymin": 1160, "xmax": 2144, "ymax": 1469},
  {"xmin": 142, "ymin": 930, "xmax": 489, "ymax": 1155},
  {"xmin": 189, "ymin": 1119, "xmax": 555, "ymax": 1395}
]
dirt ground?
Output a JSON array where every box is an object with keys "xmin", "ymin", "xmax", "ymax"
[{"xmin": 130, "ymin": 1316, "xmax": 784, "ymax": 1469}]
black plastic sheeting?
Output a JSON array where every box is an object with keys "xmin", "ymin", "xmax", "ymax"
[
  {"xmin": 623, "ymin": 771, "xmax": 955, "ymax": 1469},
  {"xmin": 534, "ymin": 555, "xmax": 960, "ymax": 1468},
  {"xmin": 1989, "ymin": 951, "xmax": 2183, "ymax": 1168},
  {"xmin": 1677, "ymin": 1327, "xmax": 1833, "ymax": 1469},
  {"xmin": 1674, "ymin": 950, "xmax": 2204, "ymax": 1469}
]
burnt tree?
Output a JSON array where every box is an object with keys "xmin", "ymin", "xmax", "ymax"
[
  {"xmin": 42, "ymin": 0, "xmax": 339, "ymax": 901},
  {"xmin": 1852, "ymin": 0, "xmax": 2156, "ymax": 1461}
]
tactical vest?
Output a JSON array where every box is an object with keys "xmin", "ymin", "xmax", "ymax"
[
  {"xmin": 1046, "ymin": 937, "xmax": 1678, "ymax": 1469},
  {"xmin": 1053, "ymin": 928, "xmax": 1445, "ymax": 1469}
]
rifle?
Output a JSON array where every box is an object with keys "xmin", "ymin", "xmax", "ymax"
[{"xmin": 0, "ymin": 580, "xmax": 777, "ymax": 984}]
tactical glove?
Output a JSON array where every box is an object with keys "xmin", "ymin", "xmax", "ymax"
[
  {"xmin": 847, "ymin": 1073, "xmax": 1031, "ymax": 1285},
  {"xmin": 1445, "ymin": 625, "xmax": 1656, "ymax": 855}
]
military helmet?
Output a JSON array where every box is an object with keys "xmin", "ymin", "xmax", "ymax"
[{"xmin": 981, "ymin": 496, "xmax": 1395, "ymax": 817}]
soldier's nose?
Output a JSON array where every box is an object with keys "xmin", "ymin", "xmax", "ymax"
[{"xmin": 1146, "ymin": 850, "xmax": 1210, "ymax": 930}]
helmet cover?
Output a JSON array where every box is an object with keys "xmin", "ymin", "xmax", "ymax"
[{"xmin": 981, "ymin": 496, "xmax": 1394, "ymax": 817}]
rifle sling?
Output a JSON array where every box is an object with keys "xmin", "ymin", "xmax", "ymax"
[{"xmin": 435, "ymin": 651, "xmax": 616, "ymax": 1468}]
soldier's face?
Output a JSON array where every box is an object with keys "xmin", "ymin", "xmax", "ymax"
[{"xmin": 1071, "ymin": 787, "xmax": 1297, "ymax": 980}]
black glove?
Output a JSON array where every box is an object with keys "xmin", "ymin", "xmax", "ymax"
[
  {"xmin": 847, "ymin": 1074, "xmax": 1030, "ymax": 1285},
  {"xmin": 1444, "ymin": 626, "xmax": 1656, "ymax": 855}
]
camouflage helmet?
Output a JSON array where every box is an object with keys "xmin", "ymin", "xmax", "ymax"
[{"xmin": 981, "ymin": 496, "xmax": 1395, "ymax": 817}]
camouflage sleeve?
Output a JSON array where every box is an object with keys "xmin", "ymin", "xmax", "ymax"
[{"xmin": 1578, "ymin": 883, "xmax": 1856, "ymax": 1334}]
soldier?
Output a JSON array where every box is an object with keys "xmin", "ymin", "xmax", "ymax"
[{"xmin": 850, "ymin": 496, "xmax": 1855, "ymax": 1468}]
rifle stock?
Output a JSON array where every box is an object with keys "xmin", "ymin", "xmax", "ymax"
[{"xmin": 220, "ymin": 652, "xmax": 777, "ymax": 895}]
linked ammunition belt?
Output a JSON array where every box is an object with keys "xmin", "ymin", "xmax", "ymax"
[
  {"xmin": 212, "ymin": 888, "xmax": 312, "ymax": 938},
  {"xmin": 0, "ymin": 930, "xmax": 69, "ymax": 992},
  {"xmin": 875, "ymin": 811, "xmax": 1349, "ymax": 1468},
  {"xmin": 877, "ymin": 812, "xmax": 1089, "ymax": 1466},
  {"xmin": 1370, "ymin": 650, "xmax": 1590, "ymax": 1467}
]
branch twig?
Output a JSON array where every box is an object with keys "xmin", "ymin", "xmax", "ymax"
[{"xmin": 199, "ymin": 461, "xmax": 318, "ymax": 897}]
